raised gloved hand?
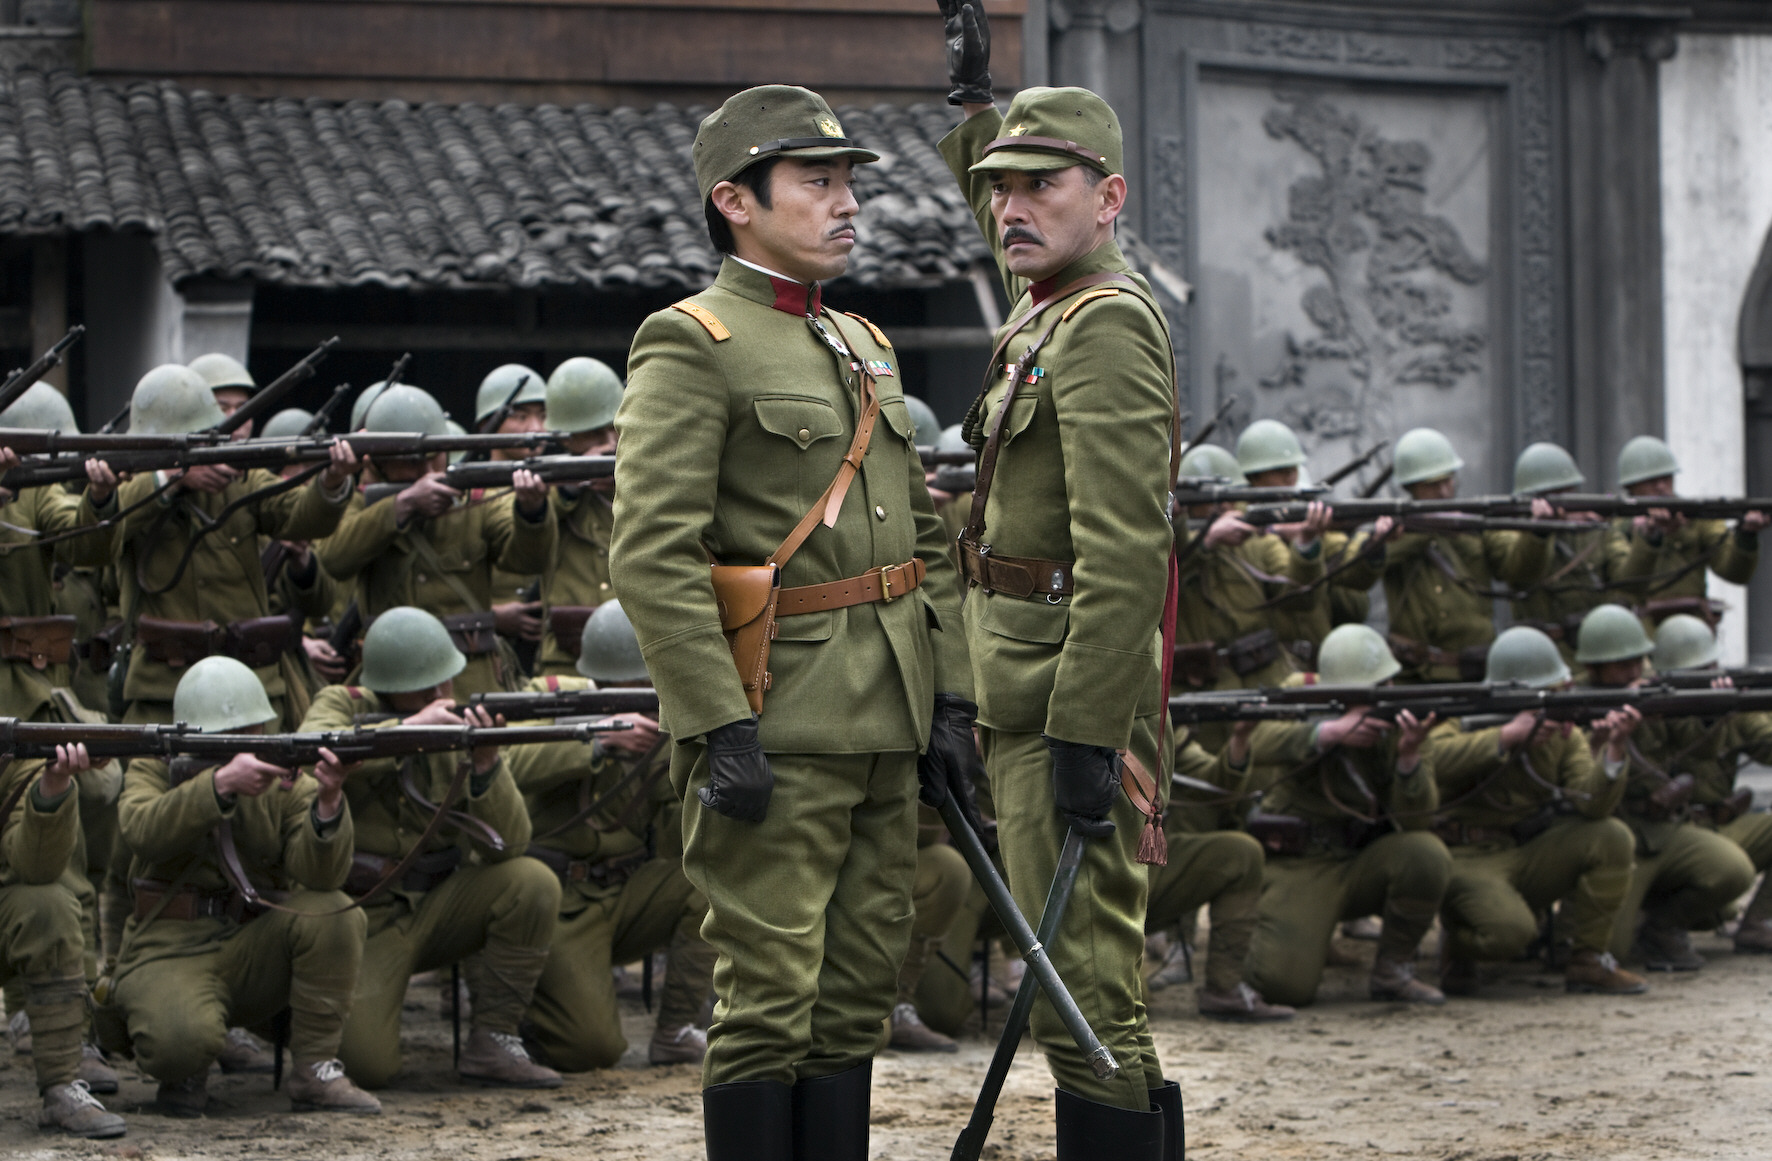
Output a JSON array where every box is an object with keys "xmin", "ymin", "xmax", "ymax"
[
  {"xmin": 937, "ymin": 0, "xmax": 993, "ymax": 107},
  {"xmin": 699, "ymin": 717, "xmax": 773, "ymax": 823},
  {"xmin": 1045, "ymin": 736, "xmax": 1120, "ymax": 839},
  {"xmin": 918, "ymin": 693, "xmax": 994, "ymax": 850}
]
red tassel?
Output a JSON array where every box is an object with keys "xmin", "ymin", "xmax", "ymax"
[{"xmin": 1136, "ymin": 812, "xmax": 1168, "ymax": 867}]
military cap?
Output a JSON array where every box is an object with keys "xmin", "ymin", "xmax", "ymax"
[
  {"xmin": 694, "ymin": 85, "xmax": 880, "ymax": 205},
  {"xmin": 968, "ymin": 86, "xmax": 1122, "ymax": 177}
]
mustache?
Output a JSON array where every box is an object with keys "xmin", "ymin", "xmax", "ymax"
[
  {"xmin": 1002, "ymin": 226, "xmax": 1043, "ymax": 247},
  {"xmin": 828, "ymin": 223, "xmax": 856, "ymax": 239}
]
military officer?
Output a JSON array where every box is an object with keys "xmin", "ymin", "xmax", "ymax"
[
  {"xmin": 1429, "ymin": 627, "xmax": 1647, "ymax": 995},
  {"xmin": 534, "ymin": 358, "xmax": 623, "ymax": 676},
  {"xmin": 0, "ymin": 740, "xmax": 126, "ymax": 1138},
  {"xmin": 302, "ymin": 608, "xmax": 563, "ymax": 1089},
  {"xmin": 1574, "ymin": 606, "xmax": 1755, "ymax": 969},
  {"xmin": 1508, "ymin": 442, "xmax": 1623, "ymax": 666},
  {"xmin": 1379, "ymin": 428, "xmax": 1554, "ymax": 683},
  {"xmin": 610, "ymin": 83, "xmax": 972, "ymax": 1158},
  {"xmin": 937, "ymin": 8, "xmax": 1180, "ymax": 1144},
  {"xmin": 1646, "ymin": 615, "xmax": 1772, "ymax": 953},
  {"xmin": 316, "ymin": 386, "xmax": 555, "ymax": 698},
  {"xmin": 109, "ymin": 656, "xmax": 377, "ymax": 1115},
  {"xmin": 1608, "ymin": 435, "xmax": 1767, "ymax": 628},
  {"xmin": 112, "ymin": 365, "xmax": 356, "ymax": 728},
  {"xmin": 1240, "ymin": 626, "xmax": 1450, "ymax": 1007},
  {"xmin": 505, "ymin": 601, "xmax": 716, "ymax": 1070}
]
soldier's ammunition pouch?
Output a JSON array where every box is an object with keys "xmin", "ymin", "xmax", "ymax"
[
  {"xmin": 1223, "ymin": 628, "xmax": 1281, "ymax": 677},
  {"xmin": 440, "ymin": 611, "xmax": 499, "ymax": 657},
  {"xmin": 344, "ymin": 847, "xmax": 462, "ymax": 897},
  {"xmin": 1171, "ymin": 629, "xmax": 1281, "ymax": 687},
  {"xmin": 136, "ymin": 617, "xmax": 221, "ymax": 669},
  {"xmin": 546, "ymin": 605, "xmax": 597, "ymax": 658},
  {"xmin": 1691, "ymin": 788, "xmax": 1755, "ymax": 827},
  {"xmin": 0, "ymin": 615, "xmax": 76, "ymax": 669},
  {"xmin": 223, "ymin": 615, "xmax": 303, "ymax": 670},
  {"xmin": 136, "ymin": 614, "xmax": 302, "ymax": 670},
  {"xmin": 1282, "ymin": 638, "xmax": 1316, "ymax": 668},
  {"xmin": 1641, "ymin": 596, "xmax": 1724, "ymax": 627},
  {"xmin": 1636, "ymin": 773, "xmax": 1697, "ymax": 822},
  {"xmin": 80, "ymin": 619, "xmax": 126, "ymax": 673},
  {"xmin": 1170, "ymin": 641, "xmax": 1220, "ymax": 688},
  {"xmin": 525, "ymin": 844, "xmax": 648, "ymax": 890},
  {"xmin": 1245, "ymin": 812, "xmax": 1310, "ymax": 857},
  {"xmin": 957, "ymin": 539, "xmax": 1074, "ymax": 601},
  {"xmin": 1386, "ymin": 633, "xmax": 1489, "ymax": 682}
]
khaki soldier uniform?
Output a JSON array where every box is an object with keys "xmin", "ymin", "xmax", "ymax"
[
  {"xmin": 1382, "ymin": 529, "xmax": 1552, "ymax": 683},
  {"xmin": 110, "ymin": 757, "xmax": 363, "ymax": 1087},
  {"xmin": 113, "ymin": 470, "xmax": 348, "ymax": 725},
  {"xmin": 1241, "ymin": 725, "xmax": 1449, "ymax": 1006},
  {"xmin": 317, "ymin": 488, "xmax": 555, "ymax": 698},
  {"xmin": 942, "ymin": 101, "xmax": 1174, "ymax": 1112},
  {"xmin": 1510, "ymin": 526, "xmax": 1625, "ymax": 667},
  {"xmin": 536, "ymin": 489, "xmax": 613, "ymax": 676},
  {"xmin": 52, "ymin": 563, "xmax": 119, "ymax": 720},
  {"xmin": 302, "ymin": 684, "xmax": 562, "ymax": 1087},
  {"xmin": 263, "ymin": 541, "xmax": 340, "ymax": 705},
  {"xmin": 1608, "ymin": 519, "xmax": 1757, "ymax": 626},
  {"xmin": 1265, "ymin": 529, "xmax": 1382, "ymax": 669},
  {"xmin": 0, "ymin": 483, "xmax": 116, "ymax": 721},
  {"xmin": 501, "ymin": 679, "xmax": 714, "ymax": 1071}
]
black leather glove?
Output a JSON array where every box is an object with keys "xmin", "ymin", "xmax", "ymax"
[
  {"xmin": 700, "ymin": 718, "xmax": 773, "ymax": 823},
  {"xmin": 937, "ymin": 0, "xmax": 993, "ymax": 107},
  {"xmin": 1044, "ymin": 736, "xmax": 1120, "ymax": 839},
  {"xmin": 918, "ymin": 693, "xmax": 995, "ymax": 852}
]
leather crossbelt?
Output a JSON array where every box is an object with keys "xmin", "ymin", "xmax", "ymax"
[
  {"xmin": 956, "ymin": 539, "xmax": 1072, "ymax": 601},
  {"xmin": 776, "ymin": 559, "xmax": 926, "ymax": 616}
]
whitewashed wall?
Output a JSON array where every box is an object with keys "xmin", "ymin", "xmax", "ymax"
[{"xmin": 1659, "ymin": 33, "xmax": 1772, "ymax": 664}]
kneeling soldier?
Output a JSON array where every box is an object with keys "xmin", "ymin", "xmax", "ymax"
[
  {"xmin": 1242, "ymin": 625, "xmax": 1449, "ymax": 1007},
  {"xmin": 111, "ymin": 656, "xmax": 375, "ymax": 1115},
  {"xmin": 1431, "ymin": 627, "xmax": 1646, "ymax": 995},
  {"xmin": 0, "ymin": 742, "xmax": 126, "ymax": 1137},
  {"xmin": 1576, "ymin": 607, "xmax": 1755, "ymax": 970},
  {"xmin": 306, "ymin": 608, "xmax": 564, "ymax": 1088},
  {"xmin": 512, "ymin": 601, "xmax": 716, "ymax": 1069}
]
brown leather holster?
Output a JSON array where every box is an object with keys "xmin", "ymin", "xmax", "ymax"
[
  {"xmin": 81, "ymin": 620, "xmax": 126, "ymax": 672},
  {"xmin": 547, "ymin": 605, "xmax": 597, "ymax": 658},
  {"xmin": 343, "ymin": 847, "xmax": 462, "ymax": 897},
  {"xmin": 0, "ymin": 615, "xmax": 76, "ymax": 669},
  {"xmin": 223, "ymin": 615, "xmax": 303, "ymax": 670},
  {"xmin": 440, "ymin": 611, "xmax": 499, "ymax": 656}
]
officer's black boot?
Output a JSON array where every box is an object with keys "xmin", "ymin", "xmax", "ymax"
[
  {"xmin": 790, "ymin": 1060, "xmax": 871, "ymax": 1161},
  {"xmin": 703, "ymin": 1078, "xmax": 792, "ymax": 1161},
  {"xmin": 1149, "ymin": 1080, "xmax": 1185, "ymax": 1161},
  {"xmin": 1054, "ymin": 1086, "xmax": 1164, "ymax": 1160}
]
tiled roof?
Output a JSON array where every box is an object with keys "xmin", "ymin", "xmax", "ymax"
[{"xmin": 0, "ymin": 67, "xmax": 989, "ymax": 290}]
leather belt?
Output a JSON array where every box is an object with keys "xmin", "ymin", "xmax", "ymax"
[
  {"xmin": 525, "ymin": 844, "xmax": 648, "ymax": 889},
  {"xmin": 776, "ymin": 559, "xmax": 926, "ymax": 616},
  {"xmin": 343, "ymin": 847, "xmax": 462, "ymax": 897},
  {"xmin": 1432, "ymin": 820, "xmax": 1514, "ymax": 847},
  {"xmin": 131, "ymin": 877, "xmax": 285, "ymax": 923},
  {"xmin": 956, "ymin": 538, "xmax": 1073, "ymax": 602}
]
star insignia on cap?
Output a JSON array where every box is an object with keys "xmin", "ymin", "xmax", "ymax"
[
  {"xmin": 818, "ymin": 116, "xmax": 843, "ymax": 138},
  {"xmin": 1007, "ymin": 124, "xmax": 1030, "ymax": 136}
]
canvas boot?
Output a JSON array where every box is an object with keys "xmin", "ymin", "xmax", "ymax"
[
  {"xmin": 1370, "ymin": 956, "xmax": 1446, "ymax": 1004},
  {"xmin": 217, "ymin": 1026, "xmax": 275, "ymax": 1074},
  {"xmin": 78, "ymin": 1043, "xmax": 119, "ymax": 1094},
  {"xmin": 1197, "ymin": 981, "xmax": 1294, "ymax": 1022},
  {"xmin": 287, "ymin": 1058, "xmax": 382, "ymax": 1114},
  {"xmin": 889, "ymin": 1002, "xmax": 957, "ymax": 1052},
  {"xmin": 1634, "ymin": 911, "xmax": 1704, "ymax": 972},
  {"xmin": 648, "ymin": 1023, "xmax": 708, "ymax": 1065},
  {"xmin": 39, "ymin": 1081, "xmax": 125, "ymax": 1139},
  {"xmin": 1565, "ymin": 948, "xmax": 1648, "ymax": 994},
  {"xmin": 155, "ymin": 1072, "xmax": 208, "ymax": 1118},
  {"xmin": 458, "ymin": 1026, "xmax": 563, "ymax": 1088},
  {"xmin": 1370, "ymin": 899, "xmax": 1445, "ymax": 1002}
]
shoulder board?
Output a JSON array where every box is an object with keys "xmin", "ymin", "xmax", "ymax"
[
  {"xmin": 842, "ymin": 311, "xmax": 892, "ymax": 350},
  {"xmin": 544, "ymin": 675, "xmax": 561, "ymax": 692},
  {"xmin": 345, "ymin": 686, "xmax": 365, "ymax": 701},
  {"xmin": 1061, "ymin": 287, "xmax": 1121, "ymax": 322},
  {"xmin": 470, "ymin": 488, "xmax": 486, "ymax": 504},
  {"xmin": 671, "ymin": 300, "xmax": 731, "ymax": 342}
]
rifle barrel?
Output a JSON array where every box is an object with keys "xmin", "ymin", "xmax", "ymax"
[{"xmin": 0, "ymin": 325, "xmax": 84, "ymax": 414}]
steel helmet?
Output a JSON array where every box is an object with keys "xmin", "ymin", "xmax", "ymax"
[
  {"xmin": 259, "ymin": 408, "xmax": 314, "ymax": 441},
  {"xmin": 359, "ymin": 607, "xmax": 466, "ymax": 694},
  {"xmin": 1513, "ymin": 441, "xmax": 1584, "ymax": 495},
  {"xmin": 475, "ymin": 364, "xmax": 546, "ymax": 425},
  {"xmin": 0, "ymin": 381, "xmax": 78, "ymax": 433},
  {"xmin": 446, "ymin": 419, "xmax": 470, "ymax": 466},
  {"xmin": 364, "ymin": 385, "xmax": 449, "ymax": 437},
  {"xmin": 1393, "ymin": 428, "xmax": 1464, "ymax": 487},
  {"xmin": 1653, "ymin": 613, "xmax": 1721, "ymax": 673},
  {"xmin": 187, "ymin": 352, "xmax": 255, "ymax": 393},
  {"xmin": 131, "ymin": 364, "xmax": 223, "ymax": 435},
  {"xmin": 576, "ymin": 600, "xmax": 649, "ymax": 683},
  {"xmin": 1178, "ymin": 444, "xmax": 1245, "ymax": 484},
  {"xmin": 1617, "ymin": 435, "xmax": 1680, "ymax": 488},
  {"xmin": 1575, "ymin": 603, "xmax": 1654, "ymax": 665},
  {"xmin": 937, "ymin": 423, "xmax": 969, "ymax": 455},
  {"xmin": 1235, "ymin": 419, "xmax": 1307, "ymax": 476},
  {"xmin": 903, "ymin": 395, "xmax": 942, "ymax": 448},
  {"xmin": 1317, "ymin": 624, "xmax": 1401, "ymax": 685},
  {"xmin": 172, "ymin": 656, "xmax": 277, "ymax": 733},
  {"xmin": 1485, "ymin": 626, "xmax": 1572, "ymax": 689},
  {"xmin": 544, "ymin": 357, "xmax": 623, "ymax": 434},
  {"xmin": 350, "ymin": 381, "xmax": 393, "ymax": 431}
]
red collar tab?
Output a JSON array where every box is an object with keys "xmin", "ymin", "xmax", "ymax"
[
  {"xmin": 769, "ymin": 276, "xmax": 821, "ymax": 316},
  {"xmin": 1028, "ymin": 276, "xmax": 1060, "ymax": 307}
]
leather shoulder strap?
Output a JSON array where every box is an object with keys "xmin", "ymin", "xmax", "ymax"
[{"xmin": 671, "ymin": 300, "xmax": 731, "ymax": 342}]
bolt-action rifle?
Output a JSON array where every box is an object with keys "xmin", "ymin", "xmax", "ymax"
[
  {"xmin": 214, "ymin": 337, "xmax": 341, "ymax": 437},
  {"xmin": 0, "ymin": 325, "xmax": 84, "ymax": 415},
  {"xmin": 358, "ymin": 453, "xmax": 611, "ymax": 505},
  {"xmin": 1167, "ymin": 682, "xmax": 1772, "ymax": 725}
]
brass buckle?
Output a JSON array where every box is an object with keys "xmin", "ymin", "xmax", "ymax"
[{"xmin": 881, "ymin": 567, "xmax": 894, "ymax": 603}]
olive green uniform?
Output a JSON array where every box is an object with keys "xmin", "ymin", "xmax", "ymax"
[
  {"xmin": 1382, "ymin": 528, "xmax": 1553, "ymax": 682},
  {"xmin": 1509, "ymin": 526, "xmax": 1625, "ymax": 666},
  {"xmin": 899, "ymin": 810, "xmax": 972, "ymax": 1022},
  {"xmin": 1265, "ymin": 529, "xmax": 1383, "ymax": 670},
  {"xmin": 114, "ymin": 470, "xmax": 348, "ymax": 723},
  {"xmin": 302, "ymin": 684, "xmax": 562, "ymax": 1087},
  {"xmin": 536, "ymin": 488, "xmax": 614, "ymax": 676},
  {"xmin": 1241, "ymin": 724, "xmax": 1449, "ymax": 1006},
  {"xmin": 502, "ymin": 678, "xmax": 713, "ymax": 1071},
  {"xmin": 316, "ymin": 487, "xmax": 555, "ymax": 698},
  {"xmin": 0, "ymin": 758, "xmax": 91, "ymax": 1094},
  {"xmin": 1608, "ymin": 519, "xmax": 1758, "ymax": 625},
  {"xmin": 1146, "ymin": 729, "xmax": 1265, "ymax": 995},
  {"xmin": 1429, "ymin": 724, "xmax": 1633, "ymax": 961},
  {"xmin": 109, "ymin": 757, "xmax": 362, "ymax": 1082},
  {"xmin": 611, "ymin": 256, "xmax": 967, "ymax": 1088},
  {"xmin": 943, "ymin": 108, "xmax": 1174, "ymax": 1109},
  {"xmin": 0, "ymin": 483, "xmax": 116, "ymax": 721}
]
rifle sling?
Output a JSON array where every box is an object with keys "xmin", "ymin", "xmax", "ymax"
[{"xmin": 535, "ymin": 735, "xmax": 672, "ymax": 841}]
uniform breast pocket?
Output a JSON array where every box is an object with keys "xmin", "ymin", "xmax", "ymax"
[
  {"xmin": 877, "ymin": 397, "xmax": 917, "ymax": 448},
  {"xmin": 994, "ymin": 394, "xmax": 1040, "ymax": 447},
  {"xmin": 755, "ymin": 395, "xmax": 844, "ymax": 451}
]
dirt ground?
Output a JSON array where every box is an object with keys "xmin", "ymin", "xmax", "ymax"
[{"xmin": 1, "ymin": 925, "xmax": 1770, "ymax": 1161}]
